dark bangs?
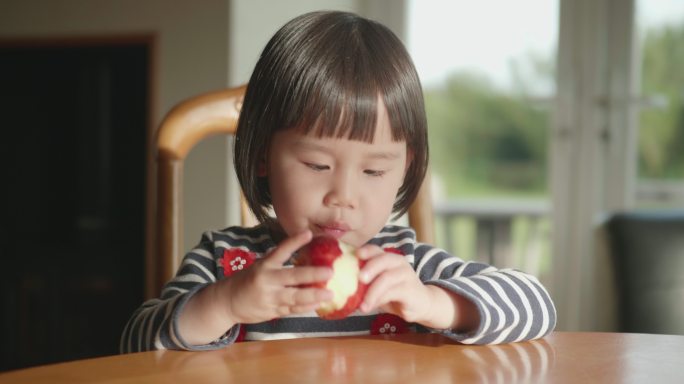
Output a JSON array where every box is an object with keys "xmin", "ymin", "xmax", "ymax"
[{"xmin": 272, "ymin": 12, "xmax": 424, "ymax": 145}]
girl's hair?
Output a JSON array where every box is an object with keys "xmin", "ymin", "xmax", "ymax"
[{"xmin": 234, "ymin": 10, "xmax": 428, "ymax": 224}]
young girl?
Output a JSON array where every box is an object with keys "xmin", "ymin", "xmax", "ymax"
[{"xmin": 121, "ymin": 10, "xmax": 556, "ymax": 353}]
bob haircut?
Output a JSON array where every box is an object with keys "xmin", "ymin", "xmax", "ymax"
[{"xmin": 234, "ymin": 11, "xmax": 428, "ymax": 225}]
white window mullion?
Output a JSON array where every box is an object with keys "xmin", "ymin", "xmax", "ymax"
[
  {"xmin": 552, "ymin": 0, "xmax": 636, "ymax": 331},
  {"xmin": 604, "ymin": 0, "xmax": 639, "ymax": 211}
]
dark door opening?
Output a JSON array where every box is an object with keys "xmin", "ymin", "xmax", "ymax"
[{"xmin": 0, "ymin": 39, "xmax": 150, "ymax": 371}]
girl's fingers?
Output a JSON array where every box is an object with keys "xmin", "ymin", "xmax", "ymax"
[
  {"xmin": 360, "ymin": 269, "xmax": 401, "ymax": 312},
  {"xmin": 270, "ymin": 287, "xmax": 333, "ymax": 318},
  {"xmin": 277, "ymin": 287, "xmax": 333, "ymax": 306},
  {"xmin": 359, "ymin": 252, "xmax": 406, "ymax": 284},
  {"xmin": 263, "ymin": 230, "xmax": 313, "ymax": 267},
  {"xmin": 274, "ymin": 265, "xmax": 332, "ymax": 286},
  {"xmin": 289, "ymin": 303, "xmax": 322, "ymax": 314},
  {"xmin": 356, "ymin": 244, "xmax": 383, "ymax": 260}
]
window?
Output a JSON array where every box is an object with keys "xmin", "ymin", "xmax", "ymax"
[
  {"xmin": 399, "ymin": 0, "xmax": 678, "ymax": 331},
  {"xmin": 635, "ymin": 0, "xmax": 684, "ymax": 207}
]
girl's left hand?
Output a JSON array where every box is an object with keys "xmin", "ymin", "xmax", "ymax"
[{"xmin": 357, "ymin": 245, "xmax": 433, "ymax": 323}]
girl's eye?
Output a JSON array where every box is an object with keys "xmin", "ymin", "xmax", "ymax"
[
  {"xmin": 364, "ymin": 169, "xmax": 385, "ymax": 177},
  {"xmin": 305, "ymin": 162, "xmax": 329, "ymax": 171}
]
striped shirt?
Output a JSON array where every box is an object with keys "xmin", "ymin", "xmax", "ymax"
[{"xmin": 120, "ymin": 225, "xmax": 556, "ymax": 352}]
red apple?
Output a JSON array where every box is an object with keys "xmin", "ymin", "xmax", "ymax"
[{"xmin": 295, "ymin": 235, "xmax": 368, "ymax": 320}]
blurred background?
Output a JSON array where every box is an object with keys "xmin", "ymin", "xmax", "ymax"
[{"xmin": 1, "ymin": 0, "xmax": 682, "ymax": 371}]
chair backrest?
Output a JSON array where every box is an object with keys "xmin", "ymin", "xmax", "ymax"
[{"xmin": 147, "ymin": 84, "xmax": 435, "ymax": 298}]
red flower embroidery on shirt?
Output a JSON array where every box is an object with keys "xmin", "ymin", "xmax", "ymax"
[
  {"xmin": 371, "ymin": 314, "xmax": 409, "ymax": 335},
  {"xmin": 384, "ymin": 247, "xmax": 404, "ymax": 256},
  {"xmin": 221, "ymin": 248, "xmax": 257, "ymax": 277},
  {"xmin": 235, "ymin": 325, "xmax": 247, "ymax": 343}
]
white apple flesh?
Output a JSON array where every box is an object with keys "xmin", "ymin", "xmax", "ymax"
[{"xmin": 295, "ymin": 235, "xmax": 368, "ymax": 319}]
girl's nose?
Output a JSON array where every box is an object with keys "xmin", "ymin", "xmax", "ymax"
[{"xmin": 324, "ymin": 170, "xmax": 358, "ymax": 209}]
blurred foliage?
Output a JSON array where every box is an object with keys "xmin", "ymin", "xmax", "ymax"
[
  {"xmin": 639, "ymin": 22, "xmax": 684, "ymax": 180},
  {"xmin": 425, "ymin": 72, "xmax": 549, "ymax": 199},
  {"xmin": 425, "ymin": 21, "xmax": 684, "ymax": 200}
]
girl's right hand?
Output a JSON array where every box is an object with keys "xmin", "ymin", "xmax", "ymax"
[{"xmin": 217, "ymin": 230, "xmax": 334, "ymax": 325}]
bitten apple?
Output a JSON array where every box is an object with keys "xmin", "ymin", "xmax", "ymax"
[{"xmin": 295, "ymin": 235, "xmax": 368, "ymax": 320}]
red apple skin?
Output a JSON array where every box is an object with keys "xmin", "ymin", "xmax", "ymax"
[{"xmin": 295, "ymin": 235, "xmax": 368, "ymax": 320}]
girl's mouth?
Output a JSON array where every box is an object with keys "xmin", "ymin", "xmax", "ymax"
[{"xmin": 316, "ymin": 223, "xmax": 350, "ymax": 239}]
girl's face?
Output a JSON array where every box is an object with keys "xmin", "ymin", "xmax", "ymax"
[{"xmin": 266, "ymin": 102, "xmax": 409, "ymax": 247}]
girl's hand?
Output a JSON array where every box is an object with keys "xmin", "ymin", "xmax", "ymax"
[
  {"xmin": 357, "ymin": 245, "xmax": 433, "ymax": 323},
  {"xmin": 219, "ymin": 230, "xmax": 334, "ymax": 325},
  {"xmin": 357, "ymin": 245, "xmax": 479, "ymax": 331}
]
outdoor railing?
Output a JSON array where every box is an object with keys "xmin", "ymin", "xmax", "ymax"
[
  {"xmin": 433, "ymin": 199, "xmax": 550, "ymax": 277},
  {"xmin": 429, "ymin": 181, "xmax": 684, "ymax": 279}
]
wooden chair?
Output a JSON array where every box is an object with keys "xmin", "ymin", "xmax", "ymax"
[{"xmin": 148, "ymin": 85, "xmax": 435, "ymax": 298}]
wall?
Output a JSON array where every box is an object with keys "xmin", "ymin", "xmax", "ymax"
[{"xmin": 0, "ymin": 0, "xmax": 229, "ymax": 125}]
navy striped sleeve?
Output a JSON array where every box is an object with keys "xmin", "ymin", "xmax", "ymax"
[{"xmin": 412, "ymin": 243, "xmax": 556, "ymax": 344}]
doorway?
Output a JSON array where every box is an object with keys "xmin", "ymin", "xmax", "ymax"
[{"xmin": 0, "ymin": 38, "xmax": 151, "ymax": 370}]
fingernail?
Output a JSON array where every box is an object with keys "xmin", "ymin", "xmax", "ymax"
[{"xmin": 359, "ymin": 271, "xmax": 369, "ymax": 283}]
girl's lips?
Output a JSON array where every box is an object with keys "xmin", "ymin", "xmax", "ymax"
[{"xmin": 316, "ymin": 224, "xmax": 350, "ymax": 239}]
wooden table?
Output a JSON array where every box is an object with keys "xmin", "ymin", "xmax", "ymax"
[{"xmin": 1, "ymin": 332, "xmax": 683, "ymax": 383}]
